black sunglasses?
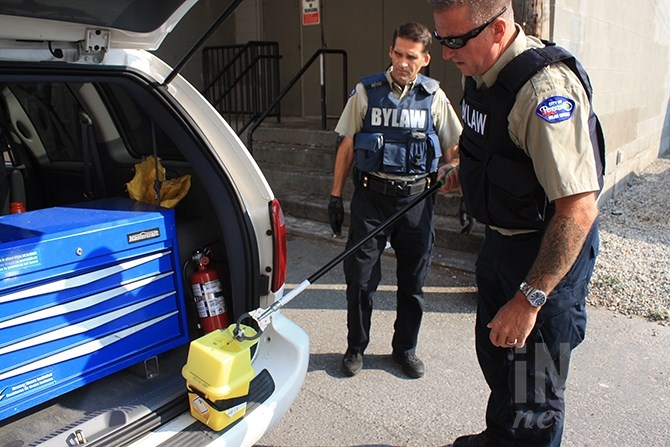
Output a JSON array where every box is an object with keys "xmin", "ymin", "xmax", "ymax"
[{"xmin": 433, "ymin": 6, "xmax": 507, "ymax": 50}]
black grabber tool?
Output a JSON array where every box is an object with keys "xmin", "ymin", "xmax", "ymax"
[
  {"xmin": 182, "ymin": 175, "xmax": 446, "ymax": 432},
  {"xmin": 233, "ymin": 175, "xmax": 447, "ymax": 341}
]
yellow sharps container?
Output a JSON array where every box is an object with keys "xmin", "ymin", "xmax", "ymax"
[{"xmin": 182, "ymin": 324, "xmax": 259, "ymax": 431}]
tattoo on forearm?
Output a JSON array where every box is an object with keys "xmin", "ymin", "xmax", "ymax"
[{"xmin": 526, "ymin": 214, "xmax": 588, "ymax": 292}]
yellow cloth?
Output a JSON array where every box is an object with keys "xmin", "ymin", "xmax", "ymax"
[{"xmin": 126, "ymin": 156, "xmax": 191, "ymax": 208}]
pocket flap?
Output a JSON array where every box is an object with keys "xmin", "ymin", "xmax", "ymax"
[{"xmin": 354, "ymin": 132, "xmax": 384, "ymax": 151}]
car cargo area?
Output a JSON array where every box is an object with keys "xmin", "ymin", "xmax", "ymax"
[{"xmin": 0, "ymin": 73, "xmax": 268, "ymax": 445}]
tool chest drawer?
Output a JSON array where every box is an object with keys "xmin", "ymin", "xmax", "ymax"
[{"xmin": 0, "ymin": 198, "xmax": 189, "ymax": 421}]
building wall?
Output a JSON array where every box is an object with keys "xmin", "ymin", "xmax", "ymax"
[
  {"xmin": 280, "ymin": 0, "xmax": 670, "ymax": 202},
  {"xmin": 261, "ymin": 0, "xmax": 462, "ymax": 120},
  {"xmin": 154, "ymin": 0, "xmax": 245, "ymax": 91},
  {"xmin": 551, "ymin": 0, "xmax": 670, "ymax": 200},
  {"xmin": 158, "ymin": 0, "xmax": 670, "ymax": 202}
]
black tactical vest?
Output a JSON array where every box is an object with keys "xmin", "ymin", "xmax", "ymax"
[{"xmin": 459, "ymin": 43, "xmax": 605, "ymax": 230}]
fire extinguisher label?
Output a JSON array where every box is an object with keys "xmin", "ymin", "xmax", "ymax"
[
  {"xmin": 202, "ymin": 281, "xmax": 222, "ymax": 294},
  {"xmin": 191, "ymin": 280, "xmax": 223, "ymax": 296},
  {"xmin": 193, "ymin": 280, "xmax": 226, "ymax": 317},
  {"xmin": 195, "ymin": 298, "xmax": 226, "ymax": 317}
]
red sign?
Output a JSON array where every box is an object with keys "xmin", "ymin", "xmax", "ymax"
[{"xmin": 302, "ymin": 0, "xmax": 320, "ymax": 26}]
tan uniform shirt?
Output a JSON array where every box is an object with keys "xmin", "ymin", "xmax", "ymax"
[
  {"xmin": 335, "ymin": 68, "xmax": 462, "ymax": 179},
  {"xmin": 473, "ymin": 26, "xmax": 600, "ymax": 202},
  {"xmin": 471, "ymin": 26, "xmax": 601, "ymax": 233}
]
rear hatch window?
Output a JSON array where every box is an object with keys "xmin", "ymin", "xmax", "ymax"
[{"xmin": 0, "ymin": 0, "xmax": 198, "ymax": 49}]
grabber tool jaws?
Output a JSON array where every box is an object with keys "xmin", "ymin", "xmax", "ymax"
[{"xmin": 233, "ymin": 279, "xmax": 311, "ymax": 340}]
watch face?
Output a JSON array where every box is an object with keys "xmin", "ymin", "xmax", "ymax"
[{"xmin": 529, "ymin": 290, "xmax": 547, "ymax": 307}]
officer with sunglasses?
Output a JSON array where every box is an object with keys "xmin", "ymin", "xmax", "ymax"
[
  {"xmin": 428, "ymin": 1, "xmax": 605, "ymax": 447},
  {"xmin": 328, "ymin": 22, "xmax": 462, "ymax": 379}
]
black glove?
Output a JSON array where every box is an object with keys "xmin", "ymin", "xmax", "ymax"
[
  {"xmin": 459, "ymin": 197, "xmax": 475, "ymax": 235},
  {"xmin": 328, "ymin": 195, "xmax": 344, "ymax": 236}
]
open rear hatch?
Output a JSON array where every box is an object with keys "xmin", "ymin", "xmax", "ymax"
[
  {"xmin": 0, "ymin": 0, "xmax": 198, "ymax": 50},
  {"xmin": 0, "ymin": 1, "xmax": 283, "ymax": 445}
]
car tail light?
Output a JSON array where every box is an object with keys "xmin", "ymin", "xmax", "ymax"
[{"xmin": 270, "ymin": 198, "xmax": 287, "ymax": 292}]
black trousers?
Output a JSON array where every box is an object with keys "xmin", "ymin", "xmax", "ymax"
[
  {"xmin": 474, "ymin": 222, "xmax": 599, "ymax": 447},
  {"xmin": 343, "ymin": 185, "xmax": 435, "ymax": 356}
]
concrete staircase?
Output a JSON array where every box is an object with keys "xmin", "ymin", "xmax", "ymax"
[{"xmin": 251, "ymin": 119, "xmax": 483, "ymax": 273}]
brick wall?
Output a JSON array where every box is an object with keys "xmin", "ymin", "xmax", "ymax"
[
  {"xmin": 552, "ymin": 0, "xmax": 670, "ymax": 200},
  {"xmin": 159, "ymin": 0, "xmax": 670, "ymax": 202}
]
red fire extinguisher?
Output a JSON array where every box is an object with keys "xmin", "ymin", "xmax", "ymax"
[{"xmin": 190, "ymin": 250, "xmax": 229, "ymax": 333}]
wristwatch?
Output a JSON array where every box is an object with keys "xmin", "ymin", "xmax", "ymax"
[{"xmin": 519, "ymin": 281, "xmax": 547, "ymax": 308}]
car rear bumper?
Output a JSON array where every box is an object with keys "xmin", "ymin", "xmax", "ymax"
[{"xmin": 125, "ymin": 313, "xmax": 309, "ymax": 447}]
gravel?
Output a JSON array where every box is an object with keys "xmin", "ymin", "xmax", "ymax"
[{"xmin": 588, "ymin": 153, "xmax": 670, "ymax": 325}]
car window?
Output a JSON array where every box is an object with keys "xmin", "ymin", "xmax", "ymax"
[
  {"xmin": 102, "ymin": 83, "xmax": 183, "ymax": 160},
  {"xmin": 9, "ymin": 83, "xmax": 83, "ymax": 162},
  {"xmin": 0, "ymin": 0, "xmax": 189, "ymax": 33}
]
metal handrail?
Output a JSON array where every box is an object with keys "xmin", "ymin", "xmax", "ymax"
[
  {"xmin": 203, "ymin": 41, "xmax": 279, "ymax": 96},
  {"xmin": 202, "ymin": 41, "xmax": 281, "ymax": 134},
  {"xmin": 246, "ymin": 48, "xmax": 348, "ymax": 153},
  {"xmin": 164, "ymin": 0, "xmax": 244, "ymax": 86},
  {"xmin": 208, "ymin": 54, "xmax": 280, "ymax": 111}
]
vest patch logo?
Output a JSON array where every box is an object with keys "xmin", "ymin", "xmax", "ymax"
[
  {"xmin": 370, "ymin": 107, "xmax": 427, "ymax": 129},
  {"xmin": 536, "ymin": 96, "xmax": 575, "ymax": 123},
  {"xmin": 462, "ymin": 102, "xmax": 488, "ymax": 136}
]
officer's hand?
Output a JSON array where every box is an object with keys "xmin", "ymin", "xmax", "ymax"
[
  {"xmin": 328, "ymin": 195, "xmax": 344, "ymax": 236},
  {"xmin": 438, "ymin": 163, "xmax": 460, "ymax": 193},
  {"xmin": 459, "ymin": 197, "xmax": 475, "ymax": 235}
]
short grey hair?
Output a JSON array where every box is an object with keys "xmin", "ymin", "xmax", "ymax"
[{"xmin": 427, "ymin": 0, "xmax": 512, "ymax": 23}]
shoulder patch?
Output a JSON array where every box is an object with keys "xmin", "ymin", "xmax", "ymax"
[{"xmin": 535, "ymin": 96, "xmax": 575, "ymax": 123}]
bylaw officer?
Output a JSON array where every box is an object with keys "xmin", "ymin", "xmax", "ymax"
[
  {"xmin": 429, "ymin": 0, "xmax": 606, "ymax": 446},
  {"xmin": 328, "ymin": 22, "xmax": 462, "ymax": 379}
]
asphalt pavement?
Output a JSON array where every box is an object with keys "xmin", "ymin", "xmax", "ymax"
[{"xmin": 256, "ymin": 232, "xmax": 670, "ymax": 447}]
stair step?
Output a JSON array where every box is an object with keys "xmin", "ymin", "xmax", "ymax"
[
  {"xmin": 251, "ymin": 117, "xmax": 484, "ymax": 261},
  {"xmin": 276, "ymin": 190, "xmax": 484, "ymax": 254},
  {"xmin": 254, "ymin": 140, "xmax": 337, "ymax": 169},
  {"xmin": 284, "ymin": 214, "xmax": 478, "ymax": 274},
  {"xmin": 259, "ymin": 164, "xmax": 353, "ymax": 198},
  {"xmin": 253, "ymin": 125, "xmax": 339, "ymax": 147},
  {"xmin": 263, "ymin": 165, "xmax": 467, "ymax": 218}
]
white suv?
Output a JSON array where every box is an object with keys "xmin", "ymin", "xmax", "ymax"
[{"xmin": 0, "ymin": 1, "xmax": 308, "ymax": 446}]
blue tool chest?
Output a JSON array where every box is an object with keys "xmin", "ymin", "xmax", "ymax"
[{"xmin": 0, "ymin": 198, "xmax": 190, "ymax": 421}]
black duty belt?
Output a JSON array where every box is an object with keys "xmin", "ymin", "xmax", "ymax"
[{"xmin": 360, "ymin": 173, "xmax": 432, "ymax": 197}]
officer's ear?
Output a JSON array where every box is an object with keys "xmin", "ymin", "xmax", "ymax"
[
  {"xmin": 490, "ymin": 16, "xmax": 507, "ymax": 44},
  {"xmin": 422, "ymin": 51, "xmax": 431, "ymax": 68}
]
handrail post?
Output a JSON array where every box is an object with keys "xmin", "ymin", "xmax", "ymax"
[
  {"xmin": 273, "ymin": 42, "xmax": 281, "ymax": 123},
  {"xmin": 320, "ymin": 53, "xmax": 327, "ymax": 130},
  {"xmin": 247, "ymin": 48, "xmax": 348, "ymax": 153}
]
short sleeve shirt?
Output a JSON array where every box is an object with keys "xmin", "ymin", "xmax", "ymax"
[
  {"xmin": 335, "ymin": 69, "xmax": 462, "ymax": 158},
  {"xmin": 472, "ymin": 26, "xmax": 600, "ymax": 202}
]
